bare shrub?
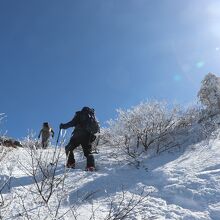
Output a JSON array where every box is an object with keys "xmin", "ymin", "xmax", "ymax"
[
  {"xmin": 11, "ymin": 135, "xmax": 73, "ymax": 219},
  {"xmin": 19, "ymin": 147, "xmax": 66, "ymax": 203},
  {"xmin": 83, "ymin": 186, "xmax": 151, "ymax": 220},
  {"xmin": 0, "ymin": 148, "xmax": 15, "ymax": 219}
]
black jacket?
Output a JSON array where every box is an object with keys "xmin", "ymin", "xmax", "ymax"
[
  {"xmin": 62, "ymin": 111, "xmax": 84, "ymax": 132},
  {"xmin": 62, "ymin": 111, "xmax": 97, "ymax": 142}
]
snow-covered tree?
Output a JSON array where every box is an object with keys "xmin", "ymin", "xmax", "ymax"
[{"xmin": 198, "ymin": 73, "xmax": 220, "ymax": 111}]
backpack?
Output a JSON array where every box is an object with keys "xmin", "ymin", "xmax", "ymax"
[{"xmin": 80, "ymin": 107, "xmax": 100, "ymax": 134}]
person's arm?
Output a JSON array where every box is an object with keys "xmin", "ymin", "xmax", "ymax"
[
  {"xmin": 38, "ymin": 129, "xmax": 42, "ymax": 139},
  {"xmin": 60, "ymin": 112, "xmax": 80, "ymax": 129}
]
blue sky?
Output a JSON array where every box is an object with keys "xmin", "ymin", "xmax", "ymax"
[{"xmin": 1, "ymin": 0, "xmax": 220, "ymax": 139}]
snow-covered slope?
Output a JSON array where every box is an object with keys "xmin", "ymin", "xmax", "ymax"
[{"xmin": 0, "ymin": 136, "xmax": 220, "ymax": 219}]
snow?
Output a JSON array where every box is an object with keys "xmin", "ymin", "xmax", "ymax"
[{"xmin": 0, "ymin": 135, "xmax": 220, "ymax": 219}]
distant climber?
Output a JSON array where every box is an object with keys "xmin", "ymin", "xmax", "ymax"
[
  {"xmin": 59, "ymin": 107, "xmax": 100, "ymax": 171},
  {"xmin": 38, "ymin": 122, "xmax": 54, "ymax": 149}
]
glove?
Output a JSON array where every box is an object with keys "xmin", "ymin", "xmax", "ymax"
[{"xmin": 59, "ymin": 123, "xmax": 64, "ymax": 129}]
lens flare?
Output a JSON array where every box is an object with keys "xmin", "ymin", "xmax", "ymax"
[
  {"xmin": 173, "ymin": 74, "xmax": 182, "ymax": 82},
  {"xmin": 196, "ymin": 61, "xmax": 205, "ymax": 69}
]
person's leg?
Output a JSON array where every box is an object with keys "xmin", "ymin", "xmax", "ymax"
[
  {"xmin": 42, "ymin": 139, "xmax": 46, "ymax": 149},
  {"xmin": 42, "ymin": 136, "xmax": 49, "ymax": 149},
  {"xmin": 82, "ymin": 145, "xmax": 95, "ymax": 168},
  {"xmin": 81, "ymin": 133, "xmax": 95, "ymax": 169},
  {"xmin": 41, "ymin": 141, "xmax": 44, "ymax": 149},
  {"xmin": 65, "ymin": 135, "xmax": 80, "ymax": 167},
  {"xmin": 44, "ymin": 139, "xmax": 49, "ymax": 149}
]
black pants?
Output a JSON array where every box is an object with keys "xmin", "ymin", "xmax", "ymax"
[
  {"xmin": 65, "ymin": 130, "xmax": 95, "ymax": 167},
  {"xmin": 41, "ymin": 139, "xmax": 49, "ymax": 149}
]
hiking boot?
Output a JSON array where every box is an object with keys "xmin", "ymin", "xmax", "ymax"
[
  {"xmin": 86, "ymin": 166, "xmax": 95, "ymax": 172},
  {"xmin": 66, "ymin": 163, "xmax": 75, "ymax": 169}
]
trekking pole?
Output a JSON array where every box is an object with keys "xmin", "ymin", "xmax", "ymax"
[
  {"xmin": 56, "ymin": 128, "xmax": 61, "ymax": 147},
  {"xmin": 50, "ymin": 128, "xmax": 61, "ymax": 166}
]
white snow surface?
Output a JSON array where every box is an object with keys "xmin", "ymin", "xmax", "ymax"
[{"xmin": 1, "ymin": 137, "xmax": 220, "ymax": 219}]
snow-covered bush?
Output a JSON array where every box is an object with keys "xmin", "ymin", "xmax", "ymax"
[
  {"xmin": 107, "ymin": 101, "xmax": 178, "ymax": 147},
  {"xmin": 102, "ymin": 101, "xmax": 205, "ymax": 165},
  {"xmin": 0, "ymin": 113, "xmax": 15, "ymax": 218},
  {"xmin": 22, "ymin": 132, "xmax": 42, "ymax": 149},
  {"xmin": 0, "ymin": 148, "xmax": 14, "ymax": 218},
  {"xmin": 198, "ymin": 73, "xmax": 220, "ymax": 112}
]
